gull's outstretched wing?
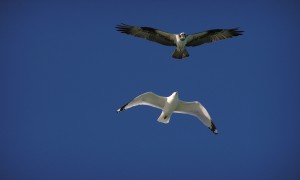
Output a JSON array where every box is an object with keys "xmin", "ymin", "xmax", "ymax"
[
  {"xmin": 116, "ymin": 23, "xmax": 177, "ymax": 46},
  {"xmin": 117, "ymin": 92, "xmax": 166, "ymax": 113},
  {"xmin": 175, "ymin": 100, "xmax": 218, "ymax": 134},
  {"xmin": 186, "ymin": 28, "xmax": 243, "ymax": 47}
]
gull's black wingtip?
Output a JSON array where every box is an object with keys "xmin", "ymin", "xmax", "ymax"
[
  {"xmin": 116, "ymin": 103, "xmax": 128, "ymax": 113},
  {"xmin": 210, "ymin": 121, "xmax": 218, "ymax": 135}
]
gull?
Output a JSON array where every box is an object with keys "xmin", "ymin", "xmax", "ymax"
[
  {"xmin": 116, "ymin": 91, "xmax": 218, "ymax": 134},
  {"xmin": 116, "ymin": 23, "xmax": 243, "ymax": 59}
]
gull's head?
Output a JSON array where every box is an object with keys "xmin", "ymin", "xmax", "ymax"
[
  {"xmin": 178, "ymin": 32, "xmax": 187, "ymax": 41},
  {"xmin": 171, "ymin": 91, "xmax": 179, "ymax": 97}
]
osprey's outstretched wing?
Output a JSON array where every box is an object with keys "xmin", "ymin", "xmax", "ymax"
[
  {"xmin": 116, "ymin": 23, "xmax": 177, "ymax": 46},
  {"xmin": 186, "ymin": 28, "xmax": 243, "ymax": 47}
]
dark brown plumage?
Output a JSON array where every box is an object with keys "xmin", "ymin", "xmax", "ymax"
[{"xmin": 116, "ymin": 23, "xmax": 243, "ymax": 59}]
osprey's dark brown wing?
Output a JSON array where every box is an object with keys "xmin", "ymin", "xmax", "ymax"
[
  {"xmin": 186, "ymin": 28, "xmax": 243, "ymax": 47},
  {"xmin": 116, "ymin": 23, "xmax": 176, "ymax": 46}
]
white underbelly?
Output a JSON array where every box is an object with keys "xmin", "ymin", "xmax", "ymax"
[
  {"xmin": 176, "ymin": 40, "xmax": 187, "ymax": 51},
  {"xmin": 175, "ymin": 35, "xmax": 187, "ymax": 51}
]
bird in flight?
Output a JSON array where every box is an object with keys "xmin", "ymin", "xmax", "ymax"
[
  {"xmin": 116, "ymin": 23, "xmax": 243, "ymax": 59},
  {"xmin": 117, "ymin": 91, "xmax": 218, "ymax": 134}
]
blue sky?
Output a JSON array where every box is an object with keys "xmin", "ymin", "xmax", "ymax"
[{"xmin": 1, "ymin": 0, "xmax": 300, "ymax": 179}]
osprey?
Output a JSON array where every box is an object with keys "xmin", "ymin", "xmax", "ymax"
[
  {"xmin": 117, "ymin": 91, "xmax": 218, "ymax": 134},
  {"xmin": 116, "ymin": 23, "xmax": 243, "ymax": 59}
]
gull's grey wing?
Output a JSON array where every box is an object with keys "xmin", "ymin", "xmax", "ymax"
[
  {"xmin": 186, "ymin": 28, "xmax": 243, "ymax": 47},
  {"xmin": 116, "ymin": 23, "xmax": 176, "ymax": 46},
  {"xmin": 117, "ymin": 92, "xmax": 166, "ymax": 112},
  {"xmin": 175, "ymin": 100, "xmax": 218, "ymax": 134}
]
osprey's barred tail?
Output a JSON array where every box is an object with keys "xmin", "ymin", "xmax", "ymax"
[{"xmin": 172, "ymin": 49, "xmax": 189, "ymax": 59}]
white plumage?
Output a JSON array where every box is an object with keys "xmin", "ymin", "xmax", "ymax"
[{"xmin": 117, "ymin": 91, "xmax": 218, "ymax": 134}]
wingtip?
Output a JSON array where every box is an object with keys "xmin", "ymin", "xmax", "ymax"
[
  {"xmin": 213, "ymin": 129, "xmax": 218, "ymax": 135},
  {"xmin": 115, "ymin": 23, "xmax": 132, "ymax": 33},
  {"xmin": 231, "ymin": 27, "xmax": 244, "ymax": 36},
  {"xmin": 115, "ymin": 23, "xmax": 130, "ymax": 28},
  {"xmin": 210, "ymin": 121, "xmax": 218, "ymax": 134},
  {"xmin": 209, "ymin": 128, "xmax": 218, "ymax": 135},
  {"xmin": 116, "ymin": 103, "xmax": 128, "ymax": 113}
]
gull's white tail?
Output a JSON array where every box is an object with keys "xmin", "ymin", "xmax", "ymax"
[{"xmin": 157, "ymin": 112, "xmax": 171, "ymax": 124}]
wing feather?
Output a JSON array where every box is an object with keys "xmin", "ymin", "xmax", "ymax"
[
  {"xmin": 175, "ymin": 100, "xmax": 218, "ymax": 134},
  {"xmin": 116, "ymin": 23, "xmax": 176, "ymax": 46},
  {"xmin": 186, "ymin": 28, "xmax": 243, "ymax": 47},
  {"xmin": 117, "ymin": 92, "xmax": 166, "ymax": 112}
]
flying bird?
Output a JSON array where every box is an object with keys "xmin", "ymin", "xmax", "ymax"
[
  {"xmin": 116, "ymin": 91, "xmax": 218, "ymax": 134},
  {"xmin": 116, "ymin": 23, "xmax": 243, "ymax": 59}
]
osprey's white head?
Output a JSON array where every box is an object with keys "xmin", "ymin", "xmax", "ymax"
[{"xmin": 178, "ymin": 32, "xmax": 187, "ymax": 41}]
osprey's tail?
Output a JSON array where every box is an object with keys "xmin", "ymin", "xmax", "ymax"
[{"xmin": 172, "ymin": 48, "xmax": 189, "ymax": 59}]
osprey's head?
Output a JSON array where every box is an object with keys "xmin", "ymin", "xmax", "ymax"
[{"xmin": 178, "ymin": 32, "xmax": 187, "ymax": 40}]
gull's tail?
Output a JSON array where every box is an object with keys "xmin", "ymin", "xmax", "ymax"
[
  {"xmin": 172, "ymin": 48, "xmax": 189, "ymax": 59},
  {"xmin": 157, "ymin": 112, "xmax": 171, "ymax": 124}
]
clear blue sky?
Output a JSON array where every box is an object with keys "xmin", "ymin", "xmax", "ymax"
[{"xmin": 1, "ymin": 0, "xmax": 300, "ymax": 179}]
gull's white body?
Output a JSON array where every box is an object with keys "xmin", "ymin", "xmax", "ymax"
[
  {"xmin": 157, "ymin": 91, "xmax": 179, "ymax": 124},
  {"xmin": 117, "ymin": 91, "xmax": 218, "ymax": 134}
]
